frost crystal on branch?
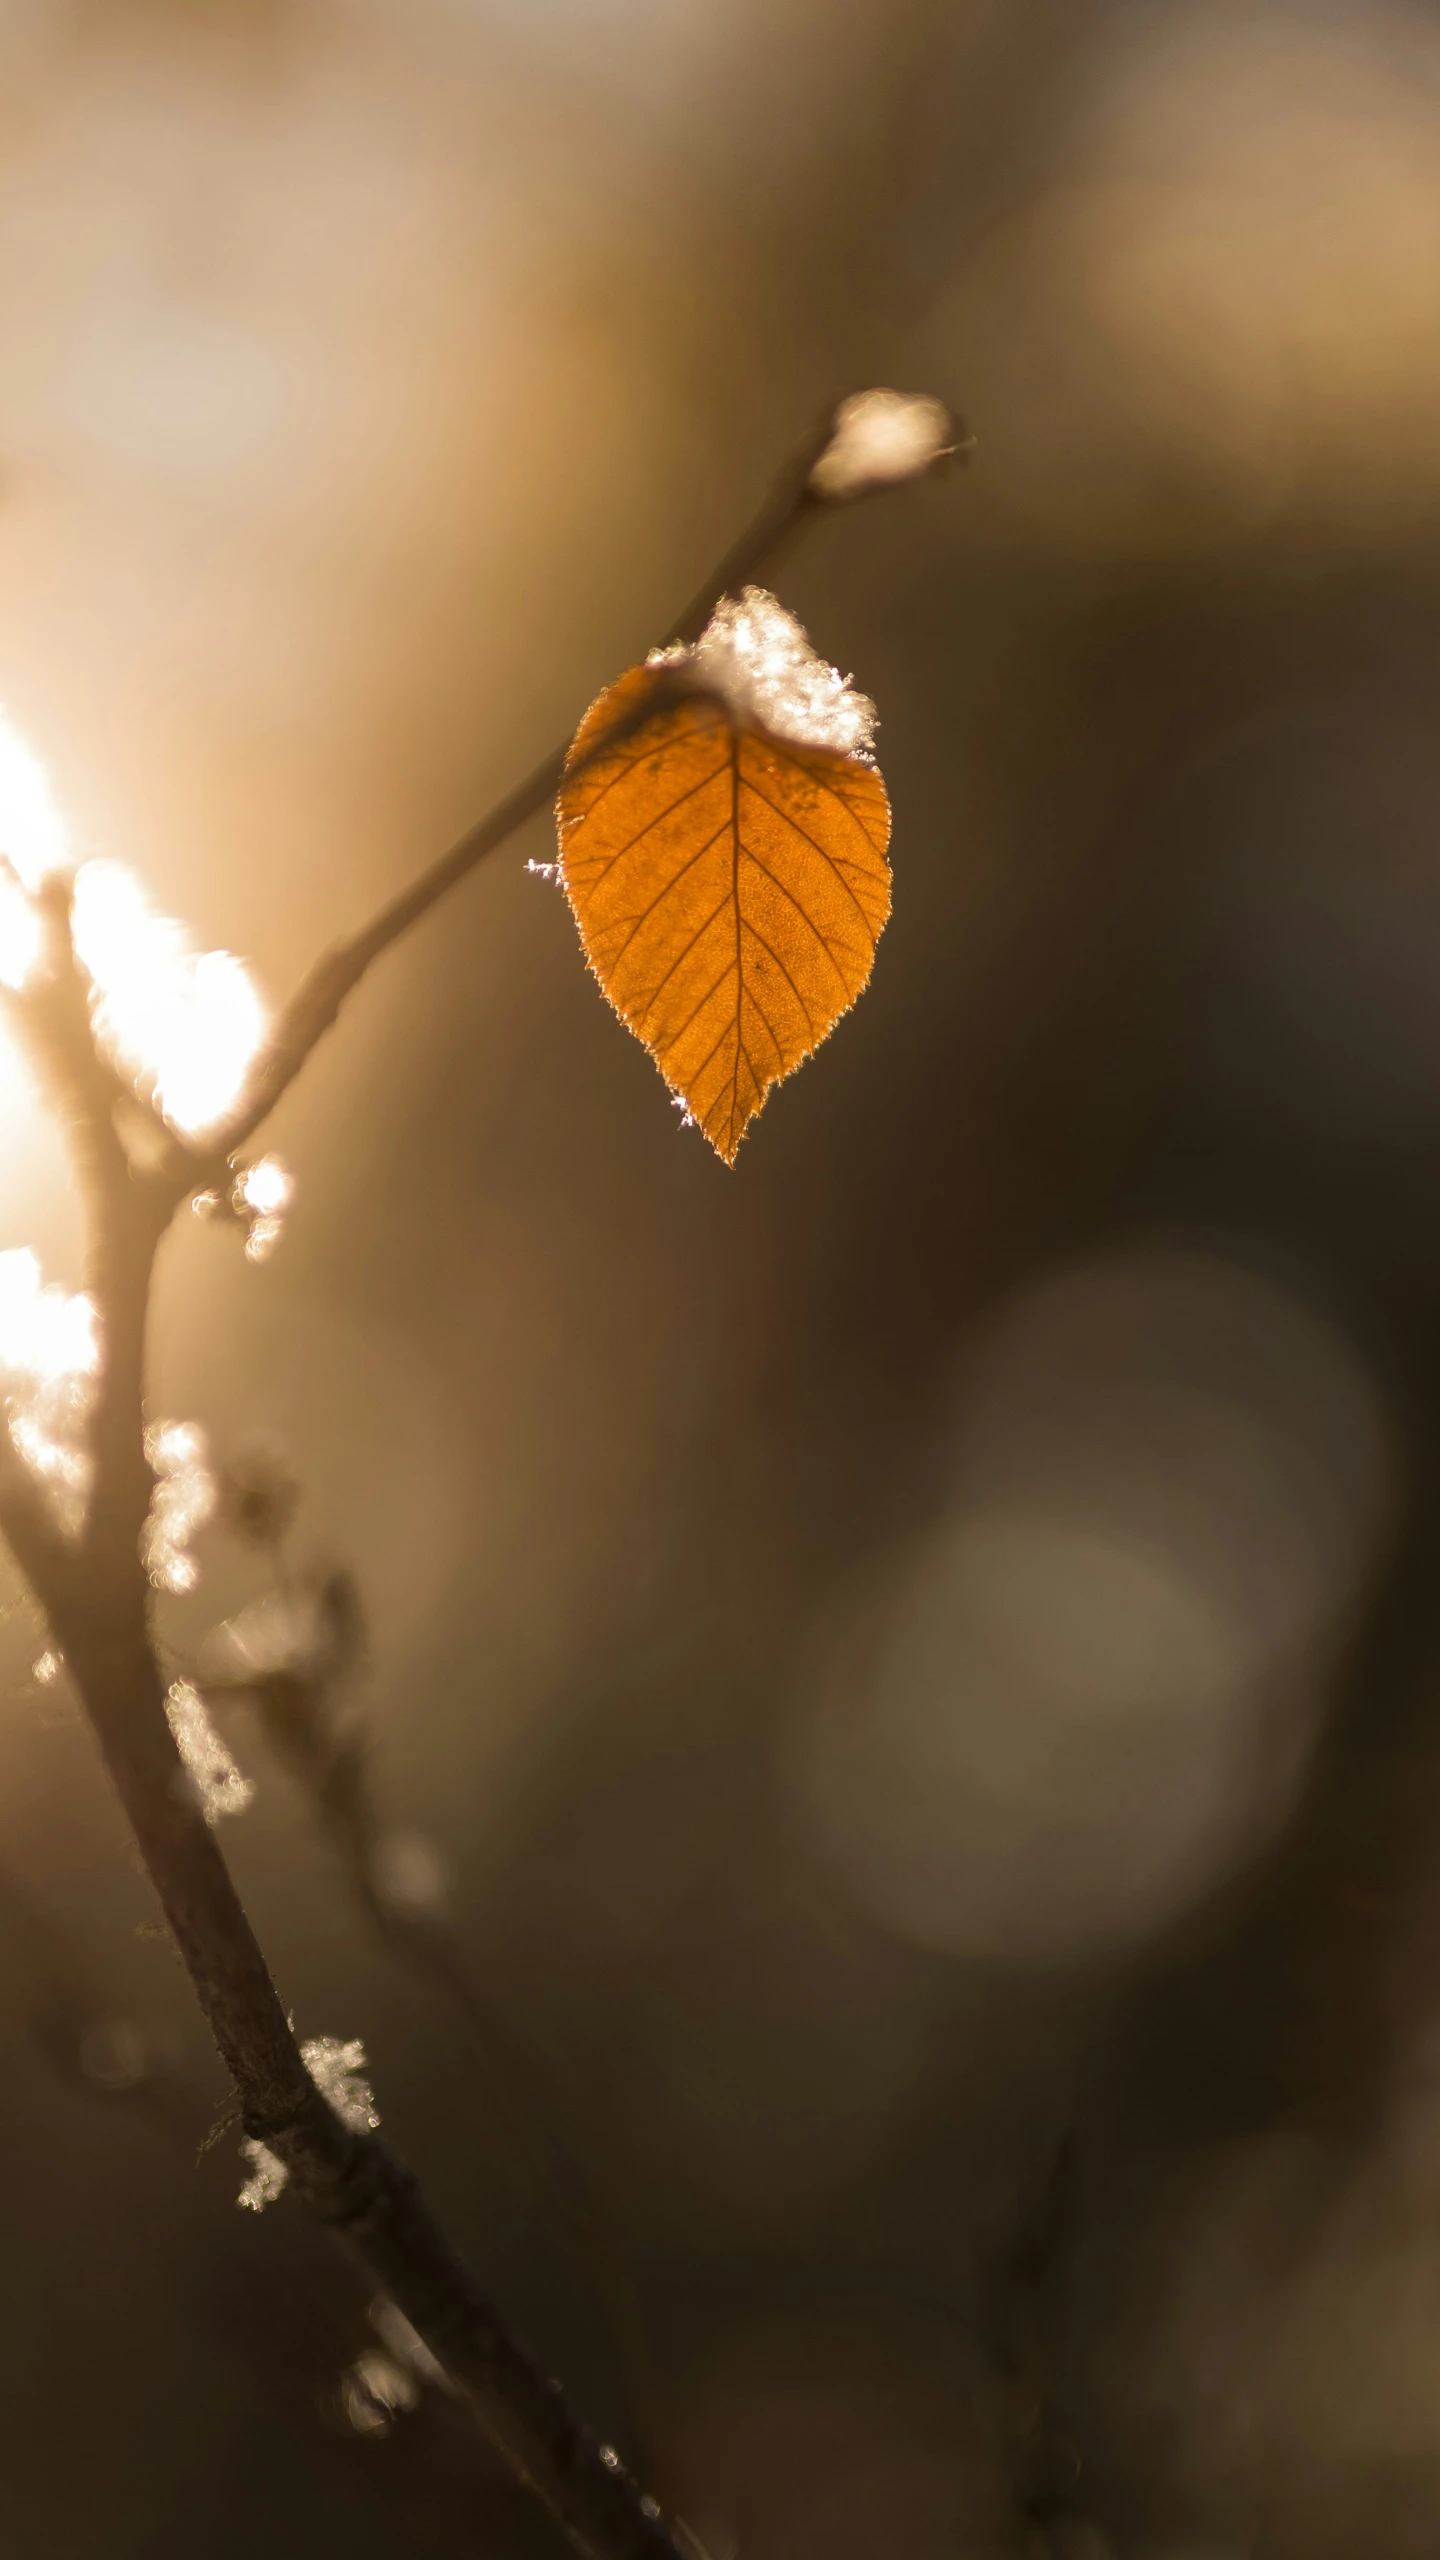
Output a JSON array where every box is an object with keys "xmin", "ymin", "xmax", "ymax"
[
  {"xmin": 303, "ymin": 2034, "xmax": 380, "ymax": 2133},
  {"xmin": 0, "ymin": 1250, "xmax": 100, "ymax": 1530},
  {"xmin": 165, "ymin": 1681, "xmax": 253, "ymax": 1823},
  {"xmin": 143, "ymin": 1420, "xmax": 217, "ymax": 1592},
  {"xmin": 237, "ymin": 2140, "xmax": 288, "ymax": 2213},
  {"xmin": 654, "ymin": 587, "xmax": 877, "ymax": 758},
  {"xmin": 236, "ymin": 2032, "xmax": 380, "ymax": 2213},
  {"xmin": 808, "ymin": 388, "xmax": 956, "ymax": 501}
]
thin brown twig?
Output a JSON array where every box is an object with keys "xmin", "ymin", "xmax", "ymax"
[
  {"xmin": 2, "ymin": 925, "xmax": 685, "ymax": 2555},
  {"xmin": 0, "ymin": 405, "xmax": 950, "ymax": 2560},
  {"xmin": 199, "ymin": 1571, "xmax": 657, "ymax": 2471},
  {"xmin": 4, "ymin": 725, "xmax": 695, "ymax": 2550}
]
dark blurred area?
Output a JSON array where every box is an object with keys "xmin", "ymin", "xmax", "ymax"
[{"xmin": 5, "ymin": 1, "xmax": 1440, "ymax": 2552}]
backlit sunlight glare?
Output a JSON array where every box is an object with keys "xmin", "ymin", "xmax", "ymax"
[
  {"xmin": 0, "ymin": 710, "xmax": 268, "ymax": 1136},
  {"xmin": 0, "ymin": 874, "xmax": 44, "ymax": 993},
  {"xmin": 236, "ymin": 1154, "xmax": 293, "ymax": 1260},
  {"xmin": 72, "ymin": 862, "xmax": 267, "ymax": 1139},
  {"xmin": 0, "ymin": 708, "xmax": 68, "ymax": 992},
  {"xmin": 0, "ymin": 710, "xmax": 69, "ymax": 893},
  {"xmin": 0, "ymin": 713, "xmax": 272, "ymax": 1533},
  {"xmin": 0, "ymin": 1248, "xmax": 100, "ymax": 1532}
]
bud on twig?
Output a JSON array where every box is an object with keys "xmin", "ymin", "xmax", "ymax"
[{"xmin": 808, "ymin": 387, "xmax": 963, "ymax": 501}]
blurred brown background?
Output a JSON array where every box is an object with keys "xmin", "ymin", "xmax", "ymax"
[{"xmin": 4, "ymin": 2, "xmax": 1440, "ymax": 2552}]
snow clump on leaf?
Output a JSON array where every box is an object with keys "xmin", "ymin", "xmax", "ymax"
[{"xmin": 652, "ymin": 587, "xmax": 877, "ymax": 759}]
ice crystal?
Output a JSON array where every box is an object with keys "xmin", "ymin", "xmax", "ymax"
[
  {"xmin": 809, "ymin": 388, "xmax": 955, "ymax": 501},
  {"xmin": 0, "ymin": 1250, "xmax": 100, "ymax": 1531},
  {"xmin": 143, "ymin": 1419, "xmax": 217, "ymax": 1593},
  {"xmin": 653, "ymin": 587, "xmax": 876, "ymax": 758},
  {"xmin": 237, "ymin": 2139, "xmax": 288, "ymax": 2213},
  {"xmin": 166, "ymin": 1681, "xmax": 253, "ymax": 1823},
  {"xmin": 236, "ymin": 2032, "xmax": 379, "ymax": 2213},
  {"xmin": 303, "ymin": 2033, "xmax": 380, "ymax": 2133}
]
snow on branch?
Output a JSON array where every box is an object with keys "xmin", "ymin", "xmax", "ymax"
[
  {"xmin": 165, "ymin": 1682, "xmax": 253, "ymax": 1825},
  {"xmin": 238, "ymin": 2033, "xmax": 380, "ymax": 2213},
  {"xmin": 143, "ymin": 1421, "xmax": 217, "ymax": 1594}
]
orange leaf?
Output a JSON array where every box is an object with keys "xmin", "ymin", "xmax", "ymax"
[{"xmin": 557, "ymin": 662, "xmax": 891, "ymax": 1163}]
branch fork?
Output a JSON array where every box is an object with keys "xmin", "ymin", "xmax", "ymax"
[{"xmin": 0, "ymin": 397, "xmax": 958, "ymax": 2558}]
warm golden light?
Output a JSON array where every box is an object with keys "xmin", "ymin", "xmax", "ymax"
[
  {"xmin": 0, "ymin": 1248, "xmax": 98, "ymax": 1387},
  {"xmin": 0, "ymin": 1247, "xmax": 100, "ymax": 1531},
  {"xmin": 0, "ymin": 710, "xmax": 69, "ymax": 895},
  {"xmin": 142, "ymin": 1418, "xmax": 216, "ymax": 1593},
  {"xmin": 0, "ymin": 709, "xmax": 269, "ymax": 1137},
  {"xmin": 236, "ymin": 1154, "xmax": 293, "ymax": 1261},
  {"xmin": 71, "ymin": 860, "xmax": 267, "ymax": 1139},
  {"xmin": 0, "ymin": 875, "xmax": 43, "ymax": 995},
  {"xmin": 0, "ymin": 708, "xmax": 68, "ymax": 992}
]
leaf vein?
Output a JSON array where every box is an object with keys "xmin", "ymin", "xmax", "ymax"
[
  {"xmin": 739, "ymin": 845, "xmax": 866, "ymax": 986},
  {"xmin": 740, "ymin": 914, "xmax": 820, "ymax": 1037},
  {"xmin": 594, "ymin": 824, "xmax": 731, "ymax": 973},
  {"xmin": 647, "ymin": 958, "xmax": 736, "ymax": 1053},
  {"xmin": 566, "ymin": 758, "xmax": 730, "ymax": 892},
  {"xmin": 740, "ymin": 778, "xmax": 882, "ymax": 938}
]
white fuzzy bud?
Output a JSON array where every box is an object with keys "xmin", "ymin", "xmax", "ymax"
[{"xmin": 809, "ymin": 388, "xmax": 956, "ymax": 501}]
